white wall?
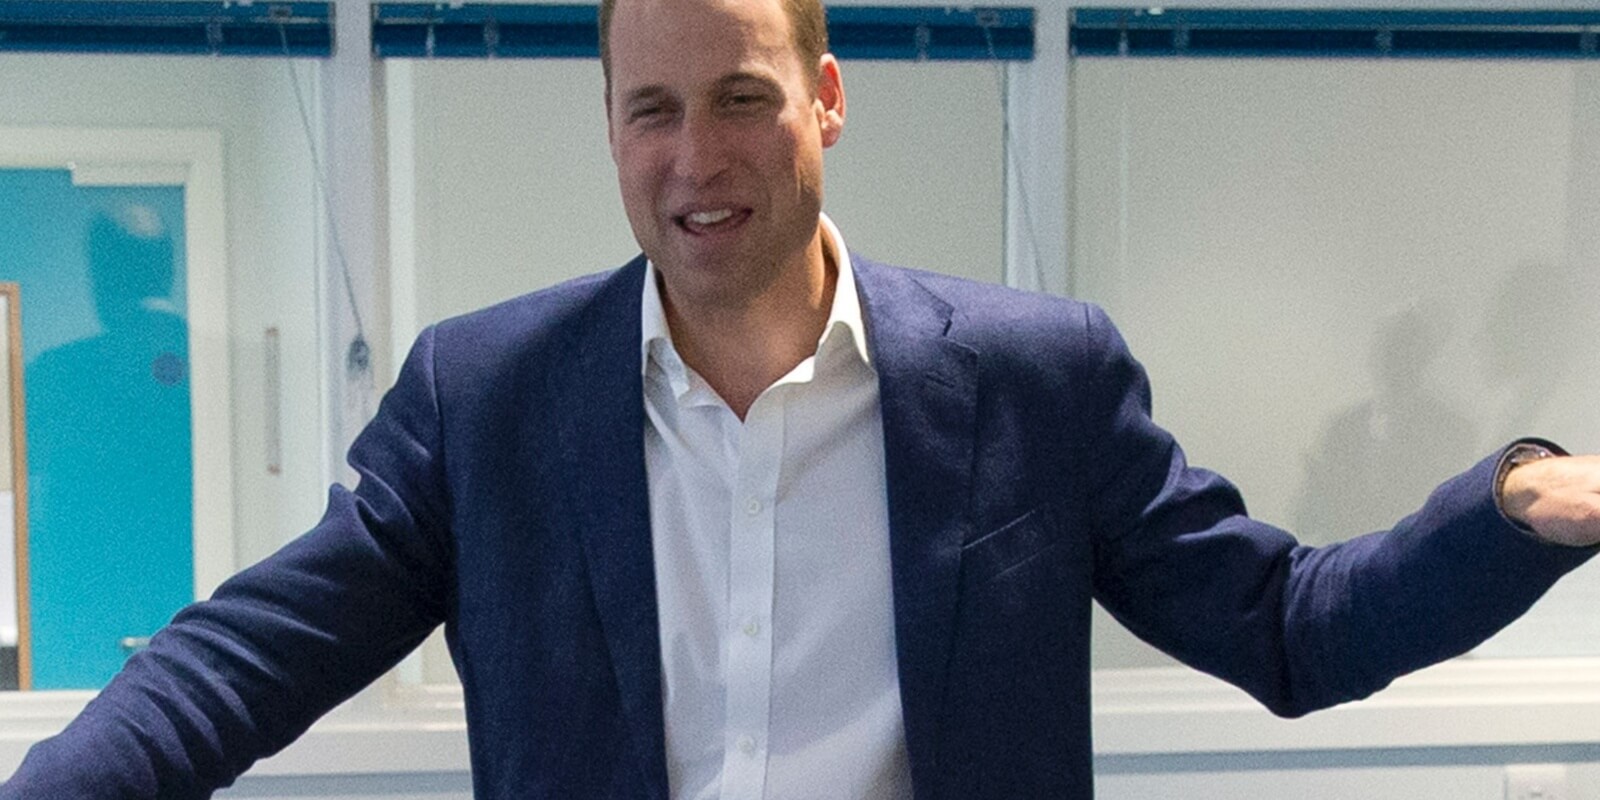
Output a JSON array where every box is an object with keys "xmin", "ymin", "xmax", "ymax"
[
  {"xmin": 390, "ymin": 56, "xmax": 1005, "ymax": 339},
  {"xmin": 1070, "ymin": 57, "xmax": 1600, "ymax": 670},
  {"xmin": 825, "ymin": 61, "xmax": 1005, "ymax": 283}
]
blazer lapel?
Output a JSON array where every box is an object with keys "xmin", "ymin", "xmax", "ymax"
[
  {"xmin": 554, "ymin": 257, "xmax": 670, "ymax": 798},
  {"xmin": 546, "ymin": 256, "xmax": 976, "ymax": 797},
  {"xmin": 854, "ymin": 258, "xmax": 978, "ymax": 792}
]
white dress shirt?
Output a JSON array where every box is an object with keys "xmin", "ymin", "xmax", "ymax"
[{"xmin": 641, "ymin": 215, "xmax": 913, "ymax": 800}]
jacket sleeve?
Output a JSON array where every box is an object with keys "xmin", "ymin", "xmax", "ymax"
[
  {"xmin": 1079, "ymin": 304, "xmax": 1595, "ymax": 717},
  {"xmin": 1, "ymin": 327, "xmax": 456, "ymax": 798}
]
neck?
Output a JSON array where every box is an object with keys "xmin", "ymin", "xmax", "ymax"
[{"xmin": 661, "ymin": 228, "xmax": 838, "ymax": 419}]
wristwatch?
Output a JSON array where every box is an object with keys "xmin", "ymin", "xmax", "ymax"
[{"xmin": 1494, "ymin": 442, "xmax": 1560, "ymax": 530}]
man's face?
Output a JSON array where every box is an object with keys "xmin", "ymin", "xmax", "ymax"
[{"xmin": 605, "ymin": 0, "xmax": 843, "ymax": 305}]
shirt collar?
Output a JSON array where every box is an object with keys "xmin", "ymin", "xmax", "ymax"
[{"xmin": 639, "ymin": 213, "xmax": 871, "ymax": 398}]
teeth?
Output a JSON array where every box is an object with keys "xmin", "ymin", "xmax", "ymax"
[{"xmin": 686, "ymin": 209, "xmax": 735, "ymax": 225}]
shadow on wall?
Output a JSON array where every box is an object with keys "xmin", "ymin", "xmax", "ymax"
[
  {"xmin": 1293, "ymin": 258, "xmax": 1599, "ymax": 547},
  {"xmin": 1476, "ymin": 259, "xmax": 1595, "ymax": 447},
  {"xmin": 1293, "ymin": 301, "xmax": 1476, "ymax": 545}
]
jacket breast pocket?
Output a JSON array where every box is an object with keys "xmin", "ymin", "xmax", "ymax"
[{"xmin": 959, "ymin": 506, "xmax": 1061, "ymax": 591}]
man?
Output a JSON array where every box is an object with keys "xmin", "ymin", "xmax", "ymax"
[{"xmin": 6, "ymin": 0, "xmax": 1600, "ymax": 796}]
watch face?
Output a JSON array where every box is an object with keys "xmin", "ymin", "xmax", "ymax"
[
  {"xmin": 1511, "ymin": 445, "xmax": 1556, "ymax": 467},
  {"xmin": 1496, "ymin": 445, "xmax": 1556, "ymax": 508}
]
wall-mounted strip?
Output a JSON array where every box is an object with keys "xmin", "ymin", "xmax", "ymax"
[
  {"xmin": 372, "ymin": 3, "xmax": 1034, "ymax": 61},
  {"xmin": 0, "ymin": 1, "xmax": 333, "ymax": 57},
  {"xmin": 1071, "ymin": 9, "xmax": 1600, "ymax": 59},
  {"xmin": 826, "ymin": 7, "xmax": 1033, "ymax": 61},
  {"xmin": 371, "ymin": 3, "xmax": 595, "ymax": 59}
]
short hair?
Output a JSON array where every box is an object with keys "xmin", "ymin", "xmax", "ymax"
[{"xmin": 599, "ymin": 0, "xmax": 829, "ymax": 92}]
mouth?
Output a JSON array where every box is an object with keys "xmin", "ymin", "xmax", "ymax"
[{"xmin": 674, "ymin": 207, "xmax": 752, "ymax": 236}]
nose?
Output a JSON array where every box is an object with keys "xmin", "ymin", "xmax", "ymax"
[{"xmin": 672, "ymin": 110, "xmax": 729, "ymax": 186}]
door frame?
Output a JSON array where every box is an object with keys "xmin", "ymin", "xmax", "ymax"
[{"xmin": 0, "ymin": 126, "xmax": 235, "ymax": 612}]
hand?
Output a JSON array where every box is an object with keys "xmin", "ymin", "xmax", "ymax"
[{"xmin": 1501, "ymin": 455, "xmax": 1600, "ymax": 547}]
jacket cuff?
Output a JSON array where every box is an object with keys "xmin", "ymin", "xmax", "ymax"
[{"xmin": 1491, "ymin": 437, "xmax": 1572, "ymax": 537}]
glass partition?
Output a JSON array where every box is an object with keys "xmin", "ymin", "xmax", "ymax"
[
  {"xmin": 1069, "ymin": 57, "xmax": 1600, "ymax": 667},
  {"xmin": 0, "ymin": 52, "xmax": 328, "ymax": 688}
]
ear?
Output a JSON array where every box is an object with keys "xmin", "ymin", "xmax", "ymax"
[{"xmin": 815, "ymin": 54, "xmax": 845, "ymax": 148}]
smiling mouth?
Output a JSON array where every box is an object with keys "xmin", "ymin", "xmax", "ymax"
[{"xmin": 676, "ymin": 208, "xmax": 751, "ymax": 235}]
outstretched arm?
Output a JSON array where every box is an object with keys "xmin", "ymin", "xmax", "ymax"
[{"xmin": 1080, "ymin": 305, "xmax": 1596, "ymax": 718}]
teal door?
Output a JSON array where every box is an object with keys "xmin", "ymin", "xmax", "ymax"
[{"xmin": 0, "ymin": 168, "xmax": 193, "ymax": 689}]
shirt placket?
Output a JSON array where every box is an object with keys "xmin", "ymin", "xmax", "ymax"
[{"xmin": 717, "ymin": 389, "xmax": 785, "ymax": 800}]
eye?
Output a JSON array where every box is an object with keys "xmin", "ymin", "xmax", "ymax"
[
  {"xmin": 627, "ymin": 104, "xmax": 674, "ymax": 127},
  {"xmin": 722, "ymin": 91, "xmax": 771, "ymax": 112},
  {"xmin": 629, "ymin": 105, "xmax": 661, "ymax": 121}
]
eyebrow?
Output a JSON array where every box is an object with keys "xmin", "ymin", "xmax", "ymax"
[
  {"xmin": 618, "ymin": 70, "xmax": 785, "ymax": 109},
  {"xmin": 619, "ymin": 85, "xmax": 672, "ymax": 110},
  {"xmin": 715, "ymin": 72, "xmax": 782, "ymax": 94}
]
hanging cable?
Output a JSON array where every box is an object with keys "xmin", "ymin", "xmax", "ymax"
[
  {"xmin": 981, "ymin": 12, "xmax": 1044, "ymax": 291},
  {"xmin": 1116, "ymin": 26, "xmax": 1131, "ymax": 287},
  {"xmin": 278, "ymin": 22, "xmax": 372, "ymax": 380}
]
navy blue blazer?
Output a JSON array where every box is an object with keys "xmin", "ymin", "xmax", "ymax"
[{"xmin": 4, "ymin": 256, "xmax": 1591, "ymax": 799}]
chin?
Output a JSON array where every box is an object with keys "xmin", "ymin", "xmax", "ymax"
[{"xmin": 668, "ymin": 258, "xmax": 778, "ymax": 303}]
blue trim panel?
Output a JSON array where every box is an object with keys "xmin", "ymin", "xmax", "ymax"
[
  {"xmin": 826, "ymin": 7, "xmax": 1032, "ymax": 61},
  {"xmin": 372, "ymin": 3, "xmax": 597, "ymax": 59},
  {"xmin": 372, "ymin": 3, "xmax": 1033, "ymax": 61},
  {"xmin": 0, "ymin": 1, "xmax": 333, "ymax": 57},
  {"xmin": 1071, "ymin": 9, "xmax": 1600, "ymax": 59}
]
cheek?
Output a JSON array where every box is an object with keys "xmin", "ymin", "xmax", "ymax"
[
  {"xmin": 613, "ymin": 153, "xmax": 660, "ymax": 213},
  {"xmin": 787, "ymin": 134, "xmax": 825, "ymax": 196},
  {"xmin": 762, "ymin": 125, "xmax": 816, "ymax": 185}
]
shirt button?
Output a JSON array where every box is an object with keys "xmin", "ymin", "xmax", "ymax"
[
  {"xmin": 743, "ymin": 618, "xmax": 761, "ymax": 637},
  {"xmin": 745, "ymin": 497, "xmax": 762, "ymax": 515},
  {"xmin": 737, "ymin": 735, "xmax": 757, "ymax": 755}
]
